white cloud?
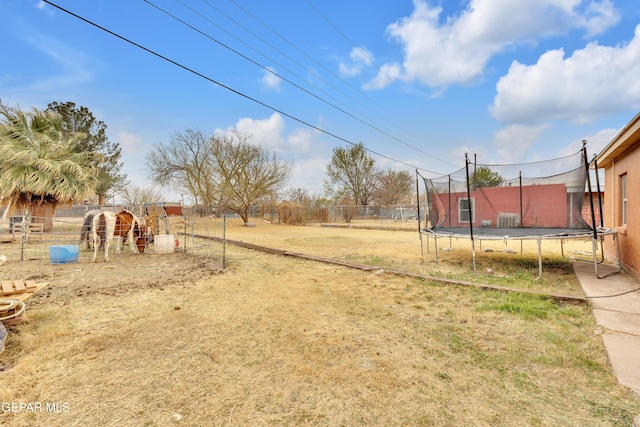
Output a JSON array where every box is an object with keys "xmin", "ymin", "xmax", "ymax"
[
  {"xmin": 1, "ymin": 29, "xmax": 94, "ymax": 101},
  {"xmin": 447, "ymin": 145, "xmax": 490, "ymax": 170},
  {"xmin": 36, "ymin": 1, "xmax": 54, "ymax": 15},
  {"xmin": 289, "ymin": 154, "xmax": 330, "ymax": 194},
  {"xmin": 338, "ymin": 46, "xmax": 375, "ymax": 77},
  {"xmin": 368, "ymin": 0, "xmax": 619, "ymax": 89},
  {"xmin": 491, "ymin": 24, "xmax": 640, "ymax": 124},
  {"xmin": 117, "ymin": 131, "xmax": 143, "ymax": 154},
  {"xmin": 362, "ymin": 63, "xmax": 402, "ymax": 90},
  {"xmin": 219, "ymin": 113, "xmax": 328, "ymax": 192},
  {"xmin": 260, "ymin": 67, "xmax": 282, "ymax": 91},
  {"xmin": 493, "ymin": 123, "xmax": 549, "ymax": 163},
  {"xmin": 232, "ymin": 113, "xmax": 287, "ymax": 149},
  {"xmin": 557, "ymin": 127, "xmax": 619, "ymax": 158},
  {"xmin": 232, "ymin": 113, "xmax": 319, "ymax": 155},
  {"xmin": 287, "ymin": 128, "xmax": 313, "ymax": 153},
  {"xmin": 578, "ymin": 0, "xmax": 621, "ymax": 37}
]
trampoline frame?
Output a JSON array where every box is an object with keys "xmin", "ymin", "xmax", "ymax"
[
  {"xmin": 420, "ymin": 227, "xmax": 621, "ymax": 280},
  {"xmin": 416, "ymin": 143, "xmax": 622, "ymax": 280}
]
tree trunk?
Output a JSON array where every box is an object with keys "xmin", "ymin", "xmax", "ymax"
[
  {"xmin": 98, "ymin": 194, "xmax": 106, "ymax": 206},
  {"xmin": 240, "ymin": 207, "xmax": 250, "ymax": 225},
  {"xmin": 29, "ymin": 204, "xmax": 55, "ymax": 231}
]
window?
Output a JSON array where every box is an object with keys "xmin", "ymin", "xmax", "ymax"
[
  {"xmin": 621, "ymin": 174, "xmax": 627, "ymax": 226},
  {"xmin": 458, "ymin": 198, "xmax": 475, "ymax": 223}
]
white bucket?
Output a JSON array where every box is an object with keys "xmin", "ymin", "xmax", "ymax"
[{"xmin": 154, "ymin": 234, "xmax": 175, "ymax": 254}]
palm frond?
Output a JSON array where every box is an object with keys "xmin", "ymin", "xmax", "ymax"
[{"xmin": 0, "ymin": 104, "xmax": 99, "ymax": 211}]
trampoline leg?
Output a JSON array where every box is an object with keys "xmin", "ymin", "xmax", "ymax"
[
  {"xmin": 560, "ymin": 239, "xmax": 565, "ymax": 258},
  {"xmin": 598, "ymin": 236, "xmax": 605, "ymax": 264},
  {"xmin": 471, "ymin": 238, "xmax": 478, "ymax": 275},
  {"xmin": 434, "ymin": 235, "xmax": 439, "ymax": 267},
  {"xmin": 535, "ymin": 238, "xmax": 542, "ymax": 281},
  {"xmin": 594, "ymin": 233, "xmax": 622, "ymax": 279}
]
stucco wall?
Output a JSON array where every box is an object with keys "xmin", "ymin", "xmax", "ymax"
[
  {"xmin": 603, "ymin": 145, "xmax": 640, "ymax": 276},
  {"xmin": 438, "ymin": 184, "xmax": 569, "ymax": 228}
]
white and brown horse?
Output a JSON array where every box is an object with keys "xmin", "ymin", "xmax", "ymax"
[
  {"xmin": 92, "ymin": 210, "xmax": 149, "ymax": 262},
  {"xmin": 80, "ymin": 209, "xmax": 102, "ymax": 249}
]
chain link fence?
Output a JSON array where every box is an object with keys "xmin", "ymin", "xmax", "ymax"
[
  {"xmin": 255, "ymin": 204, "xmax": 426, "ymax": 230},
  {"xmin": 0, "ymin": 209, "xmax": 223, "ymax": 292}
]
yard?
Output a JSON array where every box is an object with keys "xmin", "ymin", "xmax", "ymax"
[{"xmin": 1, "ymin": 218, "xmax": 638, "ymax": 426}]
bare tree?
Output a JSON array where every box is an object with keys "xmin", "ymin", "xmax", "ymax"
[
  {"xmin": 212, "ymin": 131, "xmax": 293, "ymax": 225},
  {"xmin": 325, "ymin": 143, "xmax": 377, "ymax": 206},
  {"xmin": 120, "ymin": 185, "xmax": 164, "ymax": 209},
  {"xmin": 146, "ymin": 130, "xmax": 293, "ymax": 224},
  {"xmin": 373, "ymin": 168, "xmax": 414, "ymax": 205},
  {"xmin": 146, "ymin": 129, "xmax": 218, "ymax": 213},
  {"xmin": 285, "ymin": 187, "xmax": 311, "ymax": 204}
]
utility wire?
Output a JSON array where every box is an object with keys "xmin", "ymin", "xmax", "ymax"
[
  {"xmin": 43, "ymin": 0, "xmax": 433, "ymax": 173},
  {"xmin": 303, "ymin": 0, "xmax": 454, "ymax": 163},
  {"xmin": 170, "ymin": 0, "xmax": 365, "ymax": 121},
  {"xmin": 197, "ymin": 0, "xmax": 381, "ymax": 124},
  {"xmin": 224, "ymin": 0, "xmax": 396, "ymax": 127},
  {"xmin": 304, "ymin": 0, "xmax": 391, "ymax": 84},
  {"xmin": 223, "ymin": 0, "xmax": 457, "ymax": 170},
  {"xmin": 145, "ymin": 1, "xmax": 387, "ymax": 155},
  {"xmin": 150, "ymin": 0, "xmax": 453, "ymax": 171}
]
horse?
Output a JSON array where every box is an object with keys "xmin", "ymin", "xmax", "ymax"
[
  {"xmin": 80, "ymin": 209, "xmax": 102, "ymax": 249},
  {"xmin": 92, "ymin": 210, "xmax": 149, "ymax": 262},
  {"xmin": 116, "ymin": 209, "xmax": 155, "ymax": 253}
]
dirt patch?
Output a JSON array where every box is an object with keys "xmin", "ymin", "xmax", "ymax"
[{"xmin": 0, "ymin": 246, "xmax": 223, "ymax": 308}]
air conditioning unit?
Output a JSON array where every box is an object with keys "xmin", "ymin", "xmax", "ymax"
[{"xmin": 497, "ymin": 213, "xmax": 518, "ymax": 228}]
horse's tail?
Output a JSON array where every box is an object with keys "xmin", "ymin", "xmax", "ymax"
[
  {"xmin": 80, "ymin": 213, "xmax": 94, "ymax": 243},
  {"xmin": 99, "ymin": 213, "xmax": 107, "ymax": 249}
]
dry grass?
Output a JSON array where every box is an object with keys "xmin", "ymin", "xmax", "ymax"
[
  {"xmin": 223, "ymin": 219, "xmax": 597, "ymax": 296},
  {"xmin": 1, "ymin": 219, "xmax": 639, "ymax": 426}
]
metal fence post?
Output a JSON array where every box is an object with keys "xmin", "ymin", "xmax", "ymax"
[{"xmin": 223, "ymin": 216, "xmax": 227, "ymax": 269}]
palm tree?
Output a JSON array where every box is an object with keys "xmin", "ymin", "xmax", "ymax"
[{"xmin": 0, "ymin": 104, "xmax": 100, "ymax": 228}]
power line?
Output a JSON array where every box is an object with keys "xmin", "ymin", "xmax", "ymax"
[
  {"xmin": 146, "ymin": 0, "xmax": 412, "ymax": 162},
  {"xmin": 196, "ymin": 0, "xmax": 378, "ymax": 122},
  {"xmin": 168, "ymin": 0, "xmax": 365, "ymax": 121},
  {"xmin": 304, "ymin": 0, "xmax": 387, "ymax": 82},
  {"xmin": 303, "ymin": 0, "xmax": 456, "ymax": 165},
  {"xmin": 43, "ymin": 0, "xmax": 435, "ymax": 173},
  {"xmin": 222, "ymin": 0, "xmax": 457, "ymax": 170},
  {"xmin": 224, "ymin": 0, "xmax": 395, "ymax": 126}
]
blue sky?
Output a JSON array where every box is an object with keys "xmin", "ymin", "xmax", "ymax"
[{"xmin": 2, "ymin": 0, "xmax": 639, "ymax": 203}]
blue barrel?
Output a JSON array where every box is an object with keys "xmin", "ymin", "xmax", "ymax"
[{"xmin": 49, "ymin": 245, "xmax": 79, "ymax": 264}]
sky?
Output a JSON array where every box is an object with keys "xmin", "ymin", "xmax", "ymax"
[{"xmin": 1, "ymin": 0, "xmax": 640, "ymax": 204}]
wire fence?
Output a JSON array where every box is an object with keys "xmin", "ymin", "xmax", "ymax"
[
  {"xmin": 0, "ymin": 214, "xmax": 223, "ymax": 292},
  {"xmin": 255, "ymin": 204, "xmax": 426, "ymax": 230},
  {"xmin": 1, "ymin": 202, "xmax": 426, "ymax": 296}
]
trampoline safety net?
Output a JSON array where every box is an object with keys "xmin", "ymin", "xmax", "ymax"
[{"xmin": 421, "ymin": 149, "xmax": 597, "ymax": 238}]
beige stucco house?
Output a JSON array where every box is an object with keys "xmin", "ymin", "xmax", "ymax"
[{"xmin": 596, "ymin": 112, "xmax": 640, "ymax": 277}]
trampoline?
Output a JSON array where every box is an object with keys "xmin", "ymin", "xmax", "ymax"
[{"xmin": 418, "ymin": 143, "xmax": 621, "ymax": 279}]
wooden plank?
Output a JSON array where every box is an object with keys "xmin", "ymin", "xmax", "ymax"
[
  {"xmin": 24, "ymin": 280, "xmax": 38, "ymax": 291},
  {"xmin": 1, "ymin": 282, "xmax": 14, "ymax": 295},
  {"xmin": 13, "ymin": 280, "xmax": 26, "ymax": 293},
  {"xmin": 0, "ymin": 282, "xmax": 48, "ymax": 303}
]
